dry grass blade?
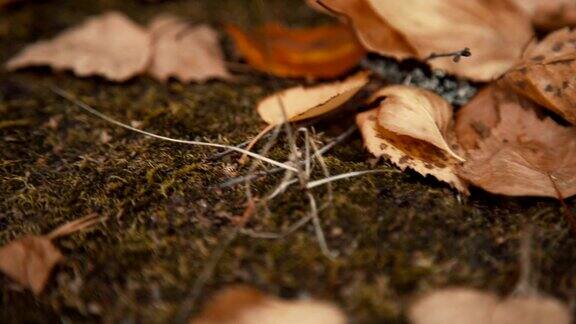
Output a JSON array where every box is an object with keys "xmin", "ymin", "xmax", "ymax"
[{"xmin": 50, "ymin": 86, "xmax": 297, "ymax": 172}]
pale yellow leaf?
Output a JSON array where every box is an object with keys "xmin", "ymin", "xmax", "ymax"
[{"xmin": 257, "ymin": 71, "xmax": 369, "ymax": 125}]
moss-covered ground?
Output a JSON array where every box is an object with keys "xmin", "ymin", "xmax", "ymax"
[{"xmin": 1, "ymin": 1, "xmax": 576, "ymax": 323}]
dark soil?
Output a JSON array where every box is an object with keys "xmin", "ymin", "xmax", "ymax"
[{"xmin": 1, "ymin": 1, "xmax": 575, "ymax": 323}]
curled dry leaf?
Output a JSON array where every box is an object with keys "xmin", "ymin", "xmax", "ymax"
[
  {"xmin": 257, "ymin": 71, "xmax": 369, "ymax": 125},
  {"xmin": 502, "ymin": 27, "xmax": 576, "ymax": 125},
  {"xmin": 513, "ymin": 0, "xmax": 576, "ymax": 31},
  {"xmin": 0, "ymin": 214, "xmax": 102, "ymax": 295},
  {"xmin": 226, "ymin": 23, "xmax": 365, "ymax": 79},
  {"xmin": 312, "ymin": 0, "xmax": 414, "ymax": 60},
  {"xmin": 6, "ymin": 12, "xmax": 150, "ymax": 82},
  {"xmin": 374, "ymin": 85, "xmax": 464, "ymax": 162},
  {"xmin": 459, "ymin": 91, "xmax": 576, "ymax": 198},
  {"xmin": 455, "ymin": 86, "xmax": 500, "ymax": 151},
  {"xmin": 356, "ymin": 86, "xmax": 467, "ymax": 193},
  {"xmin": 191, "ymin": 285, "xmax": 346, "ymax": 324},
  {"xmin": 148, "ymin": 15, "xmax": 230, "ymax": 82},
  {"xmin": 318, "ymin": 0, "xmax": 533, "ymax": 81},
  {"xmin": 409, "ymin": 287, "xmax": 571, "ymax": 324}
]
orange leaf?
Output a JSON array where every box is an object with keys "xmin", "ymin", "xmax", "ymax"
[{"xmin": 226, "ymin": 23, "xmax": 365, "ymax": 79}]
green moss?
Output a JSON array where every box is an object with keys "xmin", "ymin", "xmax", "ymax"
[{"xmin": 1, "ymin": 1, "xmax": 576, "ymax": 323}]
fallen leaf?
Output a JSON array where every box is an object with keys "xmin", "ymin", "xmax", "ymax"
[
  {"xmin": 226, "ymin": 23, "xmax": 365, "ymax": 79},
  {"xmin": 310, "ymin": 0, "xmax": 415, "ymax": 60},
  {"xmin": 501, "ymin": 27, "xmax": 576, "ymax": 125},
  {"xmin": 513, "ymin": 0, "xmax": 576, "ymax": 31},
  {"xmin": 0, "ymin": 214, "xmax": 103, "ymax": 295},
  {"xmin": 409, "ymin": 288, "xmax": 498, "ymax": 324},
  {"xmin": 148, "ymin": 15, "xmax": 230, "ymax": 82},
  {"xmin": 0, "ymin": 236, "xmax": 62, "ymax": 295},
  {"xmin": 491, "ymin": 295, "xmax": 572, "ymax": 324},
  {"xmin": 409, "ymin": 288, "xmax": 571, "ymax": 324},
  {"xmin": 356, "ymin": 102, "xmax": 467, "ymax": 193},
  {"xmin": 458, "ymin": 93, "xmax": 576, "ymax": 198},
  {"xmin": 318, "ymin": 0, "xmax": 533, "ymax": 81},
  {"xmin": 373, "ymin": 85, "xmax": 464, "ymax": 161},
  {"xmin": 6, "ymin": 12, "xmax": 150, "ymax": 82},
  {"xmin": 191, "ymin": 285, "xmax": 346, "ymax": 324},
  {"xmin": 257, "ymin": 71, "xmax": 369, "ymax": 125},
  {"xmin": 455, "ymin": 86, "xmax": 500, "ymax": 151}
]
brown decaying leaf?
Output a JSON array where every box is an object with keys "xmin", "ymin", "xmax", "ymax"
[
  {"xmin": 148, "ymin": 15, "xmax": 230, "ymax": 82},
  {"xmin": 226, "ymin": 23, "xmax": 365, "ymax": 79},
  {"xmin": 455, "ymin": 86, "xmax": 500, "ymax": 151},
  {"xmin": 0, "ymin": 236, "xmax": 62, "ymax": 295},
  {"xmin": 191, "ymin": 285, "xmax": 346, "ymax": 324},
  {"xmin": 458, "ymin": 90, "xmax": 576, "ymax": 198},
  {"xmin": 356, "ymin": 107, "xmax": 467, "ymax": 194},
  {"xmin": 317, "ymin": 0, "xmax": 533, "ymax": 81},
  {"xmin": 513, "ymin": 0, "xmax": 576, "ymax": 31},
  {"xmin": 409, "ymin": 287, "xmax": 571, "ymax": 324},
  {"xmin": 0, "ymin": 214, "xmax": 102, "ymax": 295},
  {"xmin": 501, "ymin": 27, "xmax": 576, "ymax": 125},
  {"xmin": 257, "ymin": 71, "xmax": 369, "ymax": 125},
  {"xmin": 6, "ymin": 12, "xmax": 150, "ymax": 82}
]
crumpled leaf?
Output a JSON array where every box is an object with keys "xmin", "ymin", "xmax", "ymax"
[
  {"xmin": 458, "ymin": 92, "xmax": 576, "ymax": 198},
  {"xmin": 501, "ymin": 27, "xmax": 576, "ymax": 125},
  {"xmin": 6, "ymin": 12, "xmax": 150, "ymax": 82},
  {"xmin": 191, "ymin": 285, "xmax": 346, "ymax": 324},
  {"xmin": 0, "ymin": 215, "xmax": 102, "ymax": 295},
  {"xmin": 0, "ymin": 236, "xmax": 62, "ymax": 295},
  {"xmin": 409, "ymin": 287, "xmax": 571, "ymax": 324},
  {"xmin": 148, "ymin": 15, "xmax": 230, "ymax": 82},
  {"xmin": 226, "ymin": 23, "xmax": 365, "ymax": 79},
  {"xmin": 513, "ymin": 0, "xmax": 576, "ymax": 31},
  {"xmin": 455, "ymin": 86, "xmax": 500, "ymax": 151},
  {"xmin": 317, "ymin": 0, "xmax": 533, "ymax": 81},
  {"xmin": 257, "ymin": 71, "xmax": 369, "ymax": 125},
  {"xmin": 356, "ymin": 86, "xmax": 467, "ymax": 193}
]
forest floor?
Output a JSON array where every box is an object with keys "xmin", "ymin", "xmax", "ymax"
[{"xmin": 1, "ymin": 1, "xmax": 575, "ymax": 323}]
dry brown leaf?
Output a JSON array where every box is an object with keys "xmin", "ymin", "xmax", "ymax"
[
  {"xmin": 257, "ymin": 71, "xmax": 369, "ymax": 125},
  {"xmin": 501, "ymin": 27, "xmax": 576, "ymax": 125},
  {"xmin": 0, "ymin": 236, "xmax": 62, "ymax": 295},
  {"xmin": 409, "ymin": 288, "xmax": 571, "ymax": 324},
  {"xmin": 6, "ymin": 12, "xmax": 150, "ymax": 81},
  {"xmin": 312, "ymin": 0, "xmax": 415, "ymax": 60},
  {"xmin": 458, "ymin": 93, "xmax": 576, "ymax": 198},
  {"xmin": 0, "ymin": 215, "xmax": 102, "ymax": 295},
  {"xmin": 513, "ymin": 0, "xmax": 576, "ymax": 31},
  {"xmin": 356, "ymin": 108, "xmax": 467, "ymax": 193},
  {"xmin": 373, "ymin": 85, "xmax": 464, "ymax": 161},
  {"xmin": 148, "ymin": 15, "xmax": 230, "ymax": 82},
  {"xmin": 191, "ymin": 285, "xmax": 346, "ymax": 324},
  {"xmin": 455, "ymin": 86, "xmax": 500, "ymax": 151},
  {"xmin": 491, "ymin": 295, "xmax": 572, "ymax": 324},
  {"xmin": 409, "ymin": 288, "xmax": 499, "ymax": 324},
  {"xmin": 225, "ymin": 23, "xmax": 365, "ymax": 79},
  {"xmin": 318, "ymin": 0, "xmax": 533, "ymax": 81}
]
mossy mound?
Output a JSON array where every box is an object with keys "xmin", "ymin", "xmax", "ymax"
[{"xmin": 1, "ymin": 1, "xmax": 575, "ymax": 323}]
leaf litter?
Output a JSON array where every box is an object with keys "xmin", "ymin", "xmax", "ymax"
[{"xmin": 6, "ymin": 1, "xmax": 576, "ymax": 322}]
